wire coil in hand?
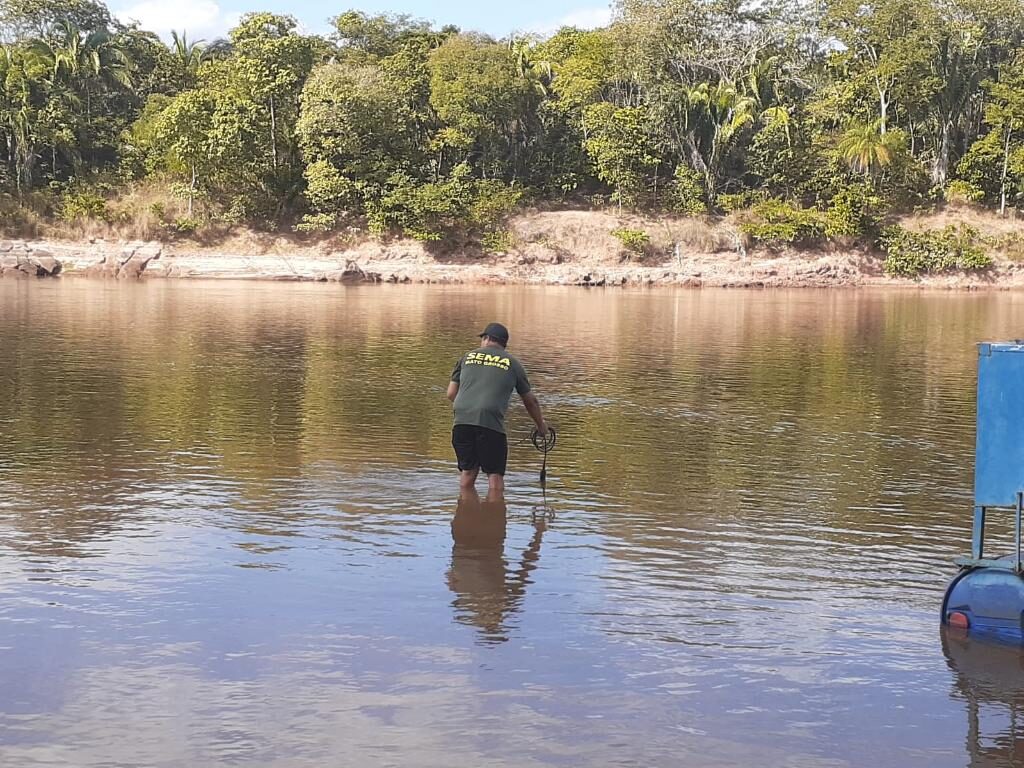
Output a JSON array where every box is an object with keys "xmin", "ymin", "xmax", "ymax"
[
  {"xmin": 531, "ymin": 427, "xmax": 556, "ymax": 454},
  {"xmin": 530, "ymin": 427, "xmax": 556, "ymax": 486}
]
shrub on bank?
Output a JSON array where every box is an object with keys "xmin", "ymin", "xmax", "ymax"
[
  {"xmin": 879, "ymin": 224, "xmax": 993, "ymax": 276},
  {"xmin": 670, "ymin": 166, "xmax": 708, "ymax": 215},
  {"xmin": 731, "ymin": 185, "xmax": 885, "ymax": 249},
  {"xmin": 824, "ymin": 184, "xmax": 882, "ymax": 240},
  {"xmin": 985, "ymin": 231, "xmax": 1024, "ymax": 261},
  {"xmin": 60, "ymin": 190, "xmax": 111, "ymax": 224},
  {"xmin": 173, "ymin": 217, "xmax": 201, "ymax": 234},
  {"xmin": 716, "ymin": 190, "xmax": 764, "ymax": 213},
  {"xmin": 611, "ymin": 227, "xmax": 650, "ymax": 256},
  {"xmin": 295, "ymin": 212, "xmax": 337, "ymax": 233},
  {"xmin": 366, "ymin": 165, "xmax": 522, "ymax": 245},
  {"xmin": 945, "ymin": 180, "xmax": 985, "ymax": 205},
  {"xmin": 739, "ymin": 198, "xmax": 826, "ymax": 246},
  {"xmin": 482, "ymin": 229, "xmax": 516, "ymax": 253}
]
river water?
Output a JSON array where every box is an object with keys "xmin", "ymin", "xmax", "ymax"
[{"xmin": 1, "ymin": 280, "xmax": 1022, "ymax": 767}]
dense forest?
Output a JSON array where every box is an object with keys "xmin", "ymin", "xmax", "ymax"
[{"xmin": 0, "ymin": 0, "xmax": 1022, "ymax": 273}]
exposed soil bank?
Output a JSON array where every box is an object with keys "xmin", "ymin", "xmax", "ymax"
[{"xmin": 5, "ymin": 210, "xmax": 1024, "ymax": 288}]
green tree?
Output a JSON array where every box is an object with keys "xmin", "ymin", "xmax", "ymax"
[
  {"xmin": 28, "ymin": 21, "xmax": 132, "ymax": 118},
  {"xmin": 297, "ymin": 62, "xmax": 423, "ymax": 221},
  {"xmin": 223, "ymin": 13, "xmax": 316, "ymax": 173},
  {"xmin": 823, "ymin": 0, "xmax": 935, "ymax": 136},
  {"xmin": 959, "ymin": 54, "xmax": 1024, "ymax": 213},
  {"xmin": 748, "ymin": 107, "xmax": 828, "ymax": 201},
  {"xmin": 990, "ymin": 61, "xmax": 1024, "ymax": 214},
  {"xmin": 530, "ymin": 27, "xmax": 617, "ymax": 196},
  {"xmin": 0, "ymin": 44, "xmax": 39, "ymax": 192},
  {"xmin": 332, "ymin": 10, "xmax": 442, "ymax": 61},
  {"xmin": 116, "ymin": 26, "xmax": 175, "ymax": 99},
  {"xmin": 536, "ymin": 27, "xmax": 614, "ymax": 115},
  {"xmin": 0, "ymin": 0, "xmax": 112, "ymax": 40},
  {"xmin": 428, "ymin": 35, "xmax": 540, "ymax": 182},
  {"xmin": 583, "ymin": 102, "xmax": 660, "ymax": 207},
  {"xmin": 922, "ymin": 0, "xmax": 1021, "ymax": 185},
  {"xmin": 186, "ymin": 13, "xmax": 319, "ymax": 219},
  {"xmin": 151, "ymin": 89, "xmax": 214, "ymax": 215}
]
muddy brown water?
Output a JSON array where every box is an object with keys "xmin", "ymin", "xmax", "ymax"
[{"xmin": 1, "ymin": 280, "xmax": 1023, "ymax": 767}]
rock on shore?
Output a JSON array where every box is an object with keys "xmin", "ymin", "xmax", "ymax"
[
  {"xmin": 82, "ymin": 242, "xmax": 163, "ymax": 278},
  {"xmin": 0, "ymin": 222, "xmax": 1021, "ymax": 289},
  {"xmin": 0, "ymin": 239, "xmax": 166, "ymax": 279},
  {"xmin": 315, "ymin": 260, "xmax": 382, "ymax": 283},
  {"xmin": 0, "ymin": 242, "xmax": 62, "ymax": 278}
]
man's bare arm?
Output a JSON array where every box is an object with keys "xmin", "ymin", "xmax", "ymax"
[
  {"xmin": 447, "ymin": 381, "xmax": 459, "ymax": 402},
  {"xmin": 522, "ymin": 392, "xmax": 547, "ymax": 435}
]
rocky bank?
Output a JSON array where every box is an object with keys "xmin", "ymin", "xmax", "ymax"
[{"xmin": 4, "ymin": 209, "xmax": 1024, "ymax": 288}]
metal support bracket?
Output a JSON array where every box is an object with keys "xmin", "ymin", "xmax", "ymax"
[
  {"xmin": 972, "ymin": 505, "xmax": 986, "ymax": 561},
  {"xmin": 960, "ymin": 495, "xmax": 1024, "ymax": 573},
  {"xmin": 1016, "ymin": 492, "xmax": 1023, "ymax": 573}
]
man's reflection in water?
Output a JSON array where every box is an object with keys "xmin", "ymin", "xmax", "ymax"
[
  {"xmin": 942, "ymin": 627, "xmax": 1024, "ymax": 766},
  {"xmin": 447, "ymin": 490, "xmax": 545, "ymax": 645}
]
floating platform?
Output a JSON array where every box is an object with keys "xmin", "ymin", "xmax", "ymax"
[
  {"xmin": 943, "ymin": 558, "xmax": 1024, "ymax": 645},
  {"xmin": 943, "ymin": 342, "xmax": 1024, "ymax": 644}
]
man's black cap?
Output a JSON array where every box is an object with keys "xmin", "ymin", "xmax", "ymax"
[{"xmin": 479, "ymin": 322, "xmax": 510, "ymax": 345}]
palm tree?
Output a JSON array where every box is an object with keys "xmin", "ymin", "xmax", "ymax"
[
  {"xmin": 507, "ymin": 36, "xmax": 552, "ymax": 96},
  {"xmin": 20, "ymin": 22, "xmax": 133, "ymax": 180},
  {"xmin": 29, "ymin": 22, "xmax": 132, "ymax": 117},
  {"xmin": 837, "ymin": 120, "xmax": 904, "ymax": 176},
  {"xmin": 682, "ymin": 80, "xmax": 758, "ymax": 200},
  {"xmin": 170, "ymin": 30, "xmax": 206, "ymax": 89}
]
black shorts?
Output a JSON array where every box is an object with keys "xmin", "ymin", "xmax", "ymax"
[{"xmin": 452, "ymin": 424, "xmax": 508, "ymax": 476}]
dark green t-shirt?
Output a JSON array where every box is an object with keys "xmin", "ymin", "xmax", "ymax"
[{"xmin": 450, "ymin": 346, "xmax": 532, "ymax": 434}]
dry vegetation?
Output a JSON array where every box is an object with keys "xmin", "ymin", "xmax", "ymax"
[{"xmin": 10, "ymin": 195, "xmax": 1024, "ymax": 270}]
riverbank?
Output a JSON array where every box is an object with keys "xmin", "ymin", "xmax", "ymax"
[{"xmin": 4, "ymin": 209, "xmax": 1024, "ymax": 288}]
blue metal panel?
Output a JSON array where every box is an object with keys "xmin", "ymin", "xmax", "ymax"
[{"xmin": 974, "ymin": 342, "xmax": 1024, "ymax": 507}]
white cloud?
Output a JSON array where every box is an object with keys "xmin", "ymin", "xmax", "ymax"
[
  {"xmin": 528, "ymin": 4, "xmax": 614, "ymax": 36},
  {"xmin": 115, "ymin": 0, "xmax": 241, "ymax": 41},
  {"xmin": 554, "ymin": 6, "xmax": 614, "ymax": 29}
]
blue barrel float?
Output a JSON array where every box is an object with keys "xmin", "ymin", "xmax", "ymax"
[{"xmin": 943, "ymin": 342, "xmax": 1024, "ymax": 643}]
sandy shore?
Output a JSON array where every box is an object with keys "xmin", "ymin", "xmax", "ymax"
[
  {"xmin": 5, "ymin": 210, "xmax": 1024, "ymax": 288},
  {"xmin": 26, "ymin": 240, "xmax": 1024, "ymax": 289}
]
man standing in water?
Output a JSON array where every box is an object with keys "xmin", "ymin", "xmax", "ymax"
[{"xmin": 447, "ymin": 322, "xmax": 547, "ymax": 497}]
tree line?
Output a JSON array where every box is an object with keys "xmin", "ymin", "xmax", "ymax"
[{"xmin": 1, "ymin": 0, "xmax": 1022, "ymax": 261}]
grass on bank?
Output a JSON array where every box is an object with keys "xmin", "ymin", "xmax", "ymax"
[{"xmin": 3, "ymin": 181, "xmax": 1022, "ymax": 278}]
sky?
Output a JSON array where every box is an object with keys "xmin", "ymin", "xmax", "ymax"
[{"xmin": 112, "ymin": 0, "xmax": 615, "ymax": 41}]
